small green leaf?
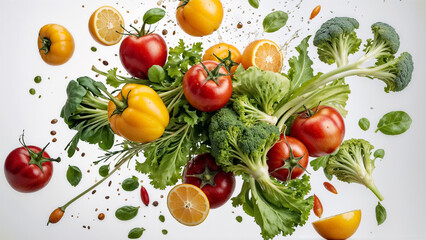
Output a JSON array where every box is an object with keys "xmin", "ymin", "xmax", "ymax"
[
  {"xmin": 122, "ymin": 176, "xmax": 140, "ymax": 191},
  {"xmin": 263, "ymin": 11, "xmax": 288, "ymax": 33},
  {"xmin": 375, "ymin": 202, "xmax": 387, "ymax": 225},
  {"xmin": 148, "ymin": 65, "xmax": 166, "ymax": 84},
  {"xmin": 66, "ymin": 165, "xmax": 82, "ymax": 187},
  {"xmin": 248, "ymin": 0, "xmax": 259, "ymax": 8},
  {"xmin": 143, "ymin": 8, "xmax": 166, "ymax": 25},
  {"xmin": 128, "ymin": 227, "xmax": 145, "ymax": 239},
  {"xmin": 358, "ymin": 118, "xmax": 370, "ymax": 131},
  {"xmin": 376, "ymin": 111, "xmax": 412, "ymax": 135},
  {"xmin": 236, "ymin": 216, "xmax": 243, "ymax": 223},
  {"xmin": 159, "ymin": 215, "xmax": 165, "ymax": 223},
  {"xmin": 374, "ymin": 149, "xmax": 385, "ymax": 159},
  {"xmin": 115, "ymin": 206, "xmax": 140, "ymax": 221},
  {"xmin": 99, "ymin": 164, "xmax": 110, "ymax": 177}
]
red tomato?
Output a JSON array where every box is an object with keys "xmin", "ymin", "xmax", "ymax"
[
  {"xmin": 4, "ymin": 139, "xmax": 60, "ymax": 193},
  {"xmin": 290, "ymin": 106, "xmax": 345, "ymax": 157},
  {"xmin": 267, "ymin": 135, "xmax": 309, "ymax": 181},
  {"xmin": 183, "ymin": 153, "xmax": 235, "ymax": 208},
  {"xmin": 183, "ymin": 61, "xmax": 233, "ymax": 112},
  {"xmin": 119, "ymin": 33, "xmax": 167, "ymax": 79}
]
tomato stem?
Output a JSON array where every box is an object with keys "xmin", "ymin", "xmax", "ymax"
[
  {"xmin": 185, "ymin": 162, "xmax": 219, "ymax": 188},
  {"xmin": 96, "ymin": 83, "xmax": 128, "ymax": 114},
  {"xmin": 38, "ymin": 34, "xmax": 51, "ymax": 55},
  {"xmin": 200, "ymin": 62, "xmax": 230, "ymax": 86},
  {"xmin": 213, "ymin": 50, "xmax": 239, "ymax": 74},
  {"xmin": 177, "ymin": 0, "xmax": 189, "ymax": 8}
]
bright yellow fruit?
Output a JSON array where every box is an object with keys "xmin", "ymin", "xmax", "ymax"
[
  {"xmin": 88, "ymin": 6, "xmax": 124, "ymax": 46},
  {"xmin": 241, "ymin": 39, "xmax": 283, "ymax": 73},
  {"xmin": 312, "ymin": 209, "xmax": 361, "ymax": 240}
]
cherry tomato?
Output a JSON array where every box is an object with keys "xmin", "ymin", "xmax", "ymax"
[
  {"xmin": 119, "ymin": 33, "xmax": 167, "ymax": 79},
  {"xmin": 313, "ymin": 194, "xmax": 323, "ymax": 218},
  {"xmin": 183, "ymin": 153, "xmax": 235, "ymax": 209},
  {"xmin": 267, "ymin": 135, "xmax": 309, "ymax": 181},
  {"xmin": 290, "ymin": 106, "xmax": 345, "ymax": 157},
  {"xmin": 176, "ymin": 0, "xmax": 223, "ymax": 37},
  {"xmin": 4, "ymin": 136, "xmax": 60, "ymax": 193},
  {"xmin": 203, "ymin": 43, "xmax": 242, "ymax": 74},
  {"xmin": 183, "ymin": 60, "xmax": 233, "ymax": 112}
]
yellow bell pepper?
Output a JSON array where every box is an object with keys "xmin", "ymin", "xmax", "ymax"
[{"xmin": 107, "ymin": 84, "xmax": 169, "ymax": 143}]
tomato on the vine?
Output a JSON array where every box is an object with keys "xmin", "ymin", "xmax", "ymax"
[
  {"xmin": 267, "ymin": 135, "xmax": 309, "ymax": 181},
  {"xmin": 4, "ymin": 135, "xmax": 60, "ymax": 193},
  {"xmin": 183, "ymin": 60, "xmax": 232, "ymax": 112},
  {"xmin": 183, "ymin": 153, "xmax": 235, "ymax": 209},
  {"xmin": 290, "ymin": 105, "xmax": 345, "ymax": 157},
  {"xmin": 176, "ymin": 0, "xmax": 223, "ymax": 37}
]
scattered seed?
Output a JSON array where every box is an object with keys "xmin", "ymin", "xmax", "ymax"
[
  {"xmin": 237, "ymin": 22, "xmax": 243, "ymax": 29},
  {"xmin": 98, "ymin": 213, "xmax": 105, "ymax": 220},
  {"xmin": 81, "ymin": 153, "xmax": 86, "ymax": 157},
  {"xmin": 152, "ymin": 201, "xmax": 159, "ymax": 207},
  {"xmin": 105, "ymin": 196, "xmax": 110, "ymax": 199},
  {"xmin": 52, "ymin": 138, "xmax": 57, "ymax": 142},
  {"xmin": 109, "ymin": 181, "xmax": 112, "ymax": 187},
  {"xmin": 162, "ymin": 29, "xmax": 168, "ymax": 35},
  {"xmin": 50, "ymin": 130, "xmax": 56, "ymax": 136},
  {"xmin": 103, "ymin": 60, "xmax": 109, "ymax": 66},
  {"xmin": 51, "ymin": 119, "xmax": 58, "ymax": 124}
]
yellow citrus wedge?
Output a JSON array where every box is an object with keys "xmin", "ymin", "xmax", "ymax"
[
  {"xmin": 241, "ymin": 39, "xmax": 283, "ymax": 72},
  {"xmin": 88, "ymin": 6, "xmax": 124, "ymax": 46},
  {"xmin": 312, "ymin": 209, "xmax": 362, "ymax": 240},
  {"xmin": 167, "ymin": 184, "xmax": 210, "ymax": 226}
]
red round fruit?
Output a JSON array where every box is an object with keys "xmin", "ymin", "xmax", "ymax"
[
  {"xmin": 183, "ymin": 153, "xmax": 235, "ymax": 208},
  {"xmin": 4, "ymin": 143, "xmax": 59, "ymax": 193},
  {"xmin": 183, "ymin": 61, "xmax": 233, "ymax": 112},
  {"xmin": 119, "ymin": 33, "xmax": 167, "ymax": 79},
  {"xmin": 267, "ymin": 135, "xmax": 309, "ymax": 181},
  {"xmin": 290, "ymin": 106, "xmax": 345, "ymax": 157}
]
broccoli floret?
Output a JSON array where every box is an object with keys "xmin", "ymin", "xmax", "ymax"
[
  {"xmin": 326, "ymin": 139, "xmax": 384, "ymax": 201},
  {"xmin": 364, "ymin": 22, "xmax": 400, "ymax": 59},
  {"xmin": 313, "ymin": 17, "xmax": 362, "ymax": 66},
  {"xmin": 209, "ymin": 108, "xmax": 313, "ymax": 239},
  {"xmin": 233, "ymin": 95, "xmax": 278, "ymax": 126}
]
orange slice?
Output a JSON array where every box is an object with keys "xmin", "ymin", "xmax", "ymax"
[
  {"xmin": 167, "ymin": 184, "xmax": 210, "ymax": 226},
  {"xmin": 88, "ymin": 6, "xmax": 124, "ymax": 46},
  {"xmin": 312, "ymin": 209, "xmax": 361, "ymax": 240},
  {"xmin": 241, "ymin": 39, "xmax": 283, "ymax": 72}
]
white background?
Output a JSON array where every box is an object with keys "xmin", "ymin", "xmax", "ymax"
[{"xmin": 1, "ymin": 0, "xmax": 425, "ymax": 239}]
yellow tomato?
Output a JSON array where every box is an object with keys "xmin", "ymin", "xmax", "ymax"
[
  {"xmin": 38, "ymin": 24, "xmax": 75, "ymax": 65},
  {"xmin": 176, "ymin": 0, "xmax": 223, "ymax": 37},
  {"xmin": 312, "ymin": 209, "xmax": 362, "ymax": 240},
  {"xmin": 107, "ymin": 84, "xmax": 169, "ymax": 143},
  {"xmin": 203, "ymin": 43, "xmax": 242, "ymax": 73}
]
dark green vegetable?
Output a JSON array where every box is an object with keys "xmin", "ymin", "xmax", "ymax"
[
  {"xmin": 159, "ymin": 215, "xmax": 165, "ymax": 223},
  {"xmin": 99, "ymin": 164, "xmax": 110, "ymax": 177},
  {"xmin": 34, "ymin": 76, "xmax": 42, "ymax": 83},
  {"xmin": 122, "ymin": 176, "xmax": 140, "ymax": 191},
  {"xmin": 374, "ymin": 149, "xmax": 385, "ymax": 159},
  {"xmin": 263, "ymin": 11, "xmax": 288, "ymax": 33},
  {"xmin": 376, "ymin": 111, "xmax": 412, "ymax": 135},
  {"xmin": 29, "ymin": 88, "xmax": 36, "ymax": 95},
  {"xmin": 236, "ymin": 216, "xmax": 243, "ymax": 223},
  {"xmin": 115, "ymin": 206, "xmax": 140, "ymax": 221},
  {"xmin": 162, "ymin": 229, "xmax": 168, "ymax": 235},
  {"xmin": 375, "ymin": 202, "xmax": 387, "ymax": 225},
  {"xmin": 248, "ymin": 0, "xmax": 259, "ymax": 8},
  {"xmin": 66, "ymin": 165, "xmax": 82, "ymax": 187},
  {"xmin": 358, "ymin": 118, "xmax": 370, "ymax": 131},
  {"xmin": 128, "ymin": 227, "xmax": 145, "ymax": 239}
]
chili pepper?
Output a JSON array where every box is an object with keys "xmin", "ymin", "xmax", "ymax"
[
  {"xmin": 313, "ymin": 194, "xmax": 323, "ymax": 218},
  {"xmin": 47, "ymin": 207, "xmax": 64, "ymax": 225},
  {"xmin": 140, "ymin": 186, "xmax": 150, "ymax": 206},
  {"xmin": 323, "ymin": 182, "xmax": 338, "ymax": 194},
  {"xmin": 310, "ymin": 5, "xmax": 321, "ymax": 20}
]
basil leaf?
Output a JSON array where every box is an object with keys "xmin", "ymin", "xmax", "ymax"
[
  {"xmin": 99, "ymin": 164, "xmax": 110, "ymax": 177},
  {"xmin": 128, "ymin": 227, "xmax": 145, "ymax": 239},
  {"xmin": 376, "ymin": 111, "xmax": 412, "ymax": 135},
  {"xmin": 66, "ymin": 165, "xmax": 82, "ymax": 187},
  {"xmin": 375, "ymin": 202, "xmax": 387, "ymax": 225},
  {"xmin": 248, "ymin": 0, "xmax": 259, "ymax": 9},
  {"xmin": 358, "ymin": 118, "xmax": 370, "ymax": 131},
  {"xmin": 263, "ymin": 11, "xmax": 288, "ymax": 33},
  {"xmin": 148, "ymin": 65, "xmax": 166, "ymax": 84},
  {"xmin": 122, "ymin": 176, "xmax": 139, "ymax": 191},
  {"xmin": 374, "ymin": 149, "xmax": 385, "ymax": 159},
  {"xmin": 115, "ymin": 206, "xmax": 140, "ymax": 221},
  {"xmin": 143, "ymin": 8, "xmax": 166, "ymax": 25}
]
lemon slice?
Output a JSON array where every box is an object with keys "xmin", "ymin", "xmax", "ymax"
[
  {"xmin": 89, "ymin": 6, "xmax": 124, "ymax": 46},
  {"xmin": 312, "ymin": 209, "xmax": 362, "ymax": 240}
]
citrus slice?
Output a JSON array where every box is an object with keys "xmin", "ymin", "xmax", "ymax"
[
  {"xmin": 241, "ymin": 39, "xmax": 283, "ymax": 72},
  {"xmin": 312, "ymin": 209, "xmax": 361, "ymax": 240},
  {"xmin": 167, "ymin": 184, "xmax": 210, "ymax": 226},
  {"xmin": 88, "ymin": 6, "xmax": 124, "ymax": 46}
]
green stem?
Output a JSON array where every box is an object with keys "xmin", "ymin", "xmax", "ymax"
[
  {"xmin": 39, "ymin": 34, "xmax": 51, "ymax": 55},
  {"xmin": 366, "ymin": 181, "xmax": 384, "ymax": 201}
]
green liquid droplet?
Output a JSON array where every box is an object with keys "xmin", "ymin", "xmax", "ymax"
[
  {"xmin": 34, "ymin": 76, "xmax": 42, "ymax": 83},
  {"xmin": 91, "ymin": 47, "xmax": 97, "ymax": 52},
  {"xmin": 29, "ymin": 88, "xmax": 36, "ymax": 95}
]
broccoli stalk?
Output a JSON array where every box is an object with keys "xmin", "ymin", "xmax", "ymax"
[
  {"xmin": 209, "ymin": 108, "xmax": 313, "ymax": 239},
  {"xmin": 326, "ymin": 139, "xmax": 384, "ymax": 201}
]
